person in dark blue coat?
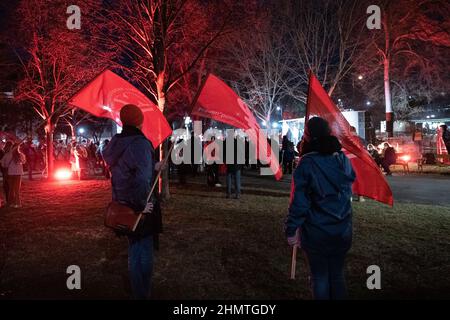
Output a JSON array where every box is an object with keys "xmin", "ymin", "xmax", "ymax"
[
  {"xmin": 285, "ymin": 117, "xmax": 356, "ymax": 300},
  {"xmin": 102, "ymin": 104, "xmax": 159, "ymax": 300}
]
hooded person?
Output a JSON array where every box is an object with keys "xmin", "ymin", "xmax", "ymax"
[
  {"xmin": 285, "ymin": 117, "xmax": 356, "ymax": 300},
  {"xmin": 102, "ymin": 104, "xmax": 162, "ymax": 300}
]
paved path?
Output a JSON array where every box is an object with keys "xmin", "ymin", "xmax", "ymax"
[{"xmin": 238, "ymin": 172, "xmax": 450, "ymax": 206}]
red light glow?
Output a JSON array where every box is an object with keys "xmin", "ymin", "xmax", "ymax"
[
  {"xmin": 55, "ymin": 168, "xmax": 72, "ymax": 180},
  {"xmin": 399, "ymin": 155, "xmax": 411, "ymax": 163}
]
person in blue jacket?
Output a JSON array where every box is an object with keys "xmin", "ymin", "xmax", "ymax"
[
  {"xmin": 285, "ymin": 117, "xmax": 356, "ymax": 300},
  {"xmin": 102, "ymin": 104, "xmax": 160, "ymax": 300}
]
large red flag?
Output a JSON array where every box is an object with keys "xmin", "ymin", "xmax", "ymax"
[
  {"xmin": 69, "ymin": 70, "xmax": 172, "ymax": 147},
  {"xmin": 192, "ymin": 74, "xmax": 282, "ymax": 180},
  {"xmin": 306, "ymin": 73, "xmax": 393, "ymax": 206}
]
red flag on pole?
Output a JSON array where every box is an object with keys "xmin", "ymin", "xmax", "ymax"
[
  {"xmin": 69, "ymin": 69, "xmax": 172, "ymax": 147},
  {"xmin": 191, "ymin": 74, "xmax": 282, "ymax": 180},
  {"xmin": 306, "ymin": 73, "xmax": 393, "ymax": 206}
]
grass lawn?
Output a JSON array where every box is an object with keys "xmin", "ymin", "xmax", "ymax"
[{"xmin": 0, "ymin": 178, "xmax": 449, "ymax": 299}]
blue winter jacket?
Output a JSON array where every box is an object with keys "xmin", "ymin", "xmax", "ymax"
[
  {"xmin": 102, "ymin": 126, "xmax": 154, "ymax": 213},
  {"xmin": 286, "ymin": 151, "xmax": 356, "ymax": 254}
]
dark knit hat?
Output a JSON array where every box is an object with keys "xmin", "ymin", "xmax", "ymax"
[{"xmin": 120, "ymin": 104, "xmax": 144, "ymax": 127}]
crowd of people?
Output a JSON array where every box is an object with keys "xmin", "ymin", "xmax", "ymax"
[{"xmin": 0, "ymin": 137, "xmax": 111, "ymax": 208}]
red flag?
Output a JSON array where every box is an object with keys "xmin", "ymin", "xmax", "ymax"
[
  {"xmin": 69, "ymin": 70, "xmax": 172, "ymax": 147},
  {"xmin": 306, "ymin": 73, "xmax": 393, "ymax": 206},
  {"xmin": 192, "ymin": 74, "xmax": 282, "ymax": 180}
]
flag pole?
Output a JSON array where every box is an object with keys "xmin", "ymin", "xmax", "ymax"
[
  {"xmin": 132, "ymin": 140, "xmax": 175, "ymax": 231},
  {"xmin": 290, "ymin": 245, "xmax": 298, "ymax": 280},
  {"xmin": 305, "ymin": 70, "xmax": 314, "ymax": 122},
  {"xmin": 188, "ymin": 74, "xmax": 210, "ymax": 117}
]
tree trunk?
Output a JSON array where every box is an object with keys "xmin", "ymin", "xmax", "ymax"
[
  {"xmin": 156, "ymin": 72, "xmax": 171, "ymax": 200},
  {"xmin": 383, "ymin": 14, "xmax": 394, "ymax": 138},
  {"xmin": 45, "ymin": 120, "xmax": 55, "ymax": 179},
  {"xmin": 384, "ymin": 58, "xmax": 394, "ymax": 137},
  {"xmin": 69, "ymin": 123, "xmax": 76, "ymax": 141}
]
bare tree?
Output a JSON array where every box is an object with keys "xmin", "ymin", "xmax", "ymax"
[
  {"xmin": 221, "ymin": 28, "xmax": 294, "ymax": 125},
  {"xmin": 285, "ymin": 0, "xmax": 370, "ymax": 104},
  {"xmin": 90, "ymin": 0, "xmax": 243, "ymax": 198},
  {"xmin": 12, "ymin": 0, "xmax": 108, "ymax": 177},
  {"xmin": 361, "ymin": 0, "xmax": 450, "ymax": 136}
]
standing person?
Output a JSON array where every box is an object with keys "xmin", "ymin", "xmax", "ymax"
[
  {"xmin": 1, "ymin": 143, "xmax": 26, "ymax": 208},
  {"xmin": 102, "ymin": 104, "xmax": 162, "ymax": 300},
  {"xmin": 69, "ymin": 141, "xmax": 80, "ymax": 179},
  {"xmin": 0, "ymin": 141, "xmax": 13, "ymax": 205},
  {"xmin": 282, "ymin": 138, "xmax": 295, "ymax": 174},
  {"xmin": 441, "ymin": 125, "xmax": 450, "ymax": 154},
  {"xmin": 23, "ymin": 139, "xmax": 36, "ymax": 181},
  {"xmin": 99, "ymin": 139, "xmax": 111, "ymax": 179},
  {"xmin": 205, "ymin": 136, "xmax": 221, "ymax": 187},
  {"xmin": 381, "ymin": 143, "xmax": 396, "ymax": 176},
  {"xmin": 225, "ymin": 135, "xmax": 243, "ymax": 199},
  {"xmin": 77, "ymin": 141, "xmax": 89, "ymax": 179},
  {"xmin": 285, "ymin": 117, "xmax": 356, "ymax": 300}
]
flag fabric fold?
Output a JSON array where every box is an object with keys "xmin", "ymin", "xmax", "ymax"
[
  {"xmin": 306, "ymin": 73, "xmax": 393, "ymax": 206},
  {"xmin": 69, "ymin": 69, "xmax": 172, "ymax": 148},
  {"xmin": 191, "ymin": 74, "xmax": 282, "ymax": 180}
]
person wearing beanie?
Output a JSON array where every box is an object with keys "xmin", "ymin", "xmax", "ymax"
[
  {"xmin": 285, "ymin": 117, "xmax": 356, "ymax": 300},
  {"xmin": 102, "ymin": 104, "xmax": 162, "ymax": 299}
]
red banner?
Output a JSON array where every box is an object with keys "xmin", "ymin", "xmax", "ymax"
[
  {"xmin": 306, "ymin": 73, "xmax": 393, "ymax": 206},
  {"xmin": 192, "ymin": 74, "xmax": 282, "ymax": 180},
  {"xmin": 69, "ymin": 70, "xmax": 172, "ymax": 147}
]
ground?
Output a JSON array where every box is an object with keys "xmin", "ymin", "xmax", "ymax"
[{"xmin": 0, "ymin": 172, "xmax": 449, "ymax": 300}]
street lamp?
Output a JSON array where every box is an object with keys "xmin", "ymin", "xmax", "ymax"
[
  {"xmin": 358, "ymin": 75, "xmax": 364, "ymax": 80},
  {"xmin": 78, "ymin": 128, "xmax": 85, "ymax": 135},
  {"xmin": 366, "ymin": 101, "xmax": 371, "ymax": 106}
]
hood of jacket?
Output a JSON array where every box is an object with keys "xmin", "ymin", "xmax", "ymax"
[{"xmin": 102, "ymin": 126, "xmax": 146, "ymax": 167}]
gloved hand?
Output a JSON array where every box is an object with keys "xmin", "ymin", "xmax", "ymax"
[
  {"xmin": 142, "ymin": 202, "xmax": 154, "ymax": 214},
  {"xmin": 287, "ymin": 229, "xmax": 301, "ymax": 247}
]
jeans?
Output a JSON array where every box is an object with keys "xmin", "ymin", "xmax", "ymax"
[
  {"xmin": 128, "ymin": 235, "xmax": 154, "ymax": 299},
  {"xmin": 226, "ymin": 169, "xmax": 241, "ymax": 197},
  {"xmin": 7, "ymin": 175, "xmax": 22, "ymax": 207},
  {"xmin": 303, "ymin": 248, "xmax": 348, "ymax": 300}
]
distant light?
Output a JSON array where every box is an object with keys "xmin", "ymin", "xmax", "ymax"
[
  {"xmin": 78, "ymin": 128, "xmax": 85, "ymax": 134},
  {"xmin": 338, "ymin": 99, "xmax": 342, "ymax": 102},
  {"xmin": 55, "ymin": 168, "xmax": 72, "ymax": 180},
  {"xmin": 276, "ymin": 106, "xmax": 281, "ymax": 111},
  {"xmin": 366, "ymin": 101, "xmax": 371, "ymax": 106},
  {"xmin": 399, "ymin": 155, "xmax": 411, "ymax": 163},
  {"xmin": 272, "ymin": 122, "xmax": 279, "ymax": 129},
  {"xmin": 431, "ymin": 115, "xmax": 435, "ymax": 118},
  {"xmin": 358, "ymin": 75, "xmax": 363, "ymax": 80},
  {"xmin": 426, "ymin": 116, "xmax": 430, "ymax": 119},
  {"xmin": 262, "ymin": 120, "xmax": 267, "ymax": 127}
]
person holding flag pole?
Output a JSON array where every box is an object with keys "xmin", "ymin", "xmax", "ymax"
[
  {"xmin": 286, "ymin": 116, "xmax": 356, "ymax": 300},
  {"xmin": 287, "ymin": 72, "xmax": 393, "ymax": 299},
  {"xmin": 102, "ymin": 104, "xmax": 166, "ymax": 300}
]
